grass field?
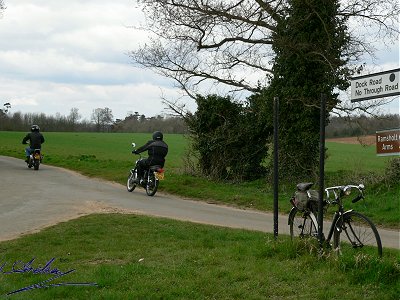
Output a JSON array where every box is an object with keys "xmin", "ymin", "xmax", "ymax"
[
  {"xmin": 325, "ymin": 142, "xmax": 392, "ymax": 173},
  {"xmin": 0, "ymin": 131, "xmax": 399, "ymax": 299}
]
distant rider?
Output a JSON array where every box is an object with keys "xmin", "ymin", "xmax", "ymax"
[
  {"xmin": 133, "ymin": 131, "xmax": 168, "ymax": 183},
  {"xmin": 22, "ymin": 125, "xmax": 45, "ymax": 162}
]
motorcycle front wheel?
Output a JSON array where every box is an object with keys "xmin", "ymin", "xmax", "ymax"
[
  {"xmin": 127, "ymin": 168, "xmax": 138, "ymax": 192},
  {"xmin": 146, "ymin": 171, "xmax": 159, "ymax": 196}
]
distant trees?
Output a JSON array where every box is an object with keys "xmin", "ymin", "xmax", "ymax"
[
  {"xmin": 0, "ymin": 111, "xmax": 93, "ymax": 132},
  {"xmin": 0, "ymin": 108, "xmax": 188, "ymax": 133},
  {"xmin": 113, "ymin": 113, "xmax": 187, "ymax": 133},
  {"xmin": 0, "ymin": 107, "xmax": 396, "ymax": 140},
  {"xmin": 91, "ymin": 107, "xmax": 114, "ymax": 132},
  {"xmin": 326, "ymin": 114, "xmax": 400, "ymax": 138},
  {"xmin": 68, "ymin": 108, "xmax": 81, "ymax": 130}
]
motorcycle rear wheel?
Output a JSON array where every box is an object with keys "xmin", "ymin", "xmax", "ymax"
[
  {"xmin": 145, "ymin": 171, "xmax": 158, "ymax": 196},
  {"xmin": 34, "ymin": 160, "xmax": 40, "ymax": 170},
  {"xmin": 127, "ymin": 169, "xmax": 138, "ymax": 192}
]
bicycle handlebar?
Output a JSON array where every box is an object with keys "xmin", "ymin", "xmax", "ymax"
[
  {"xmin": 351, "ymin": 194, "xmax": 364, "ymax": 203},
  {"xmin": 324, "ymin": 184, "xmax": 365, "ymax": 203}
]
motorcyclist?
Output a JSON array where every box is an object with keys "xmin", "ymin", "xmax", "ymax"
[
  {"xmin": 22, "ymin": 125, "xmax": 45, "ymax": 162},
  {"xmin": 133, "ymin": 131, "xmax": 168, "ymax": 183}
]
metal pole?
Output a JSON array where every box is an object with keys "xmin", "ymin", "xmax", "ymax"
[
  {"xmin": 318, "ymin": 94, "xmax": 326, "ymax": 246},
  {"xmin": 273, "ymin": 97, "xmax": 279, "ymax": 239}
]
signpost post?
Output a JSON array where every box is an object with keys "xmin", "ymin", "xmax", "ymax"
[
  {"xmin": 273, "ymin": 97, "xmax": 279, "ymax": 239},
  {"xmin": 318, "ymin": 94, "xmax": 326, "ymax": 247}
]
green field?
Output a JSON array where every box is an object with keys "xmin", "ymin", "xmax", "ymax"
[
  {"xmin": 325, "ymin": 142, "xmax": 393, "ymax": 173},
  {"xmin": 0, "ymin": 131, "xmax": 399, "ymax": 299},
  {"xmin": 0, "ymin": 131, "xmax": 398, "ymax": 227}
]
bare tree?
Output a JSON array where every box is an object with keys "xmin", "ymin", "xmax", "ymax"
[
  {"xmin": 91, "ymin": 107, "xmax": 114, "ymax": 132},
  {"xmin": 2, "ymin": 102, "xmax": 11, "ymax": 113},
  {"xmin": 91, "ymin": 108, "xmax": 102, "ymax": 132},
  {"xmin": 0, "ymin": 0, "xmax": 5, "ymax": 17},
  {"xmin": 130, "ymin": 0, "xmax": 399, "ymax": 180},
  {"xmin": 130, "ymin": 0, "xmax": 399, "ymax": 109},
  {"xmin": 68, "ymin": 107, "xmax": 81, "ymax": 130}
]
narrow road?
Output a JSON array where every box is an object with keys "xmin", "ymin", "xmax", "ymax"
[{"xmin": 0, "ymin": 156, "xmax": 398, "ymax": 249}]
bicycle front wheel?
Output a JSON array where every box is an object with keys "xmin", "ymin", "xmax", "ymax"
[
  {"xmin": 333, "ymin": 211, "xmax": 382, "ymax": 257},
  {"xmin": 288, "ymin": 207, "xmax": 318, "ymax": 240}
]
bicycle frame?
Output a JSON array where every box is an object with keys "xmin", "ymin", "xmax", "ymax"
[
  {"xmin": 289, "ymin": 183, "xmax": 382, "ymax": 256},
  {"xmin": 324, "ymin": 185, "xmax": 364, "ymax": 243},
  {"xmin": 291, "ymin": 184, "xmax": 364, "ymax": 245}
]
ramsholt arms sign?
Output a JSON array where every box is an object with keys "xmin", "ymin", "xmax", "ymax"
[{"xmin": 376, "ymin": 128, "xmax": 400, "ymax": 157}]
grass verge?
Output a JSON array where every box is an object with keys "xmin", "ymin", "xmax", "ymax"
[{"xmin": 0, "ymin": 214, "xmax": 398, "ymax": 299}]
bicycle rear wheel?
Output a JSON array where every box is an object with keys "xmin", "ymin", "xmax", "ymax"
[
  {"xmin": 289, "ymin": 207, "xmax": 318, "ymax": 239},
  {"xmin": 333, "ymin": 211, "xmax": 382, "ymax": 257}
]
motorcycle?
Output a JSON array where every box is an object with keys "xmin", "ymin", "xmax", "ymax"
[
  {"xmin": 27, "ymin": 148, "xmax": 43, "ymax": 170},
  {"xmin": 126, "ymin": 143, "xmax": 165, "ymax": 196}
]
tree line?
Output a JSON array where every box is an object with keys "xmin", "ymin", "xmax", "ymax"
[
  {"xmin": 0, "ymin": 107, "xmax": 187, "ymax": 134},
  {"xmin": 326, "ymin": 114, "xmax": 400, "ymax": 138},
  {"xmin": 1, "ymin": 104, "xmax": 396, "ymax": 137}
]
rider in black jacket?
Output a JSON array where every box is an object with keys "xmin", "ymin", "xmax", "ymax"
[
  {"xmin": 22, "ymin": 125, "xmax": 45, "ymax": 162},
  {"xmin": 133, "ymin": 131, "xmax": 168, "ymax": 183}
]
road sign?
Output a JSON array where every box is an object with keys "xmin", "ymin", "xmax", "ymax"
[
  {"xmin": 376, "ymin": 128, "xmax": 400, "ymax": 156},
  {"xmin": 351, "ymin": 68, "xmax": 400, "ymax": 102}
]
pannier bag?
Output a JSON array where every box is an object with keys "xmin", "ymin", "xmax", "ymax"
[{"xmin": 292, "ymin": 190, "xmax": 319, "ymax": 211}]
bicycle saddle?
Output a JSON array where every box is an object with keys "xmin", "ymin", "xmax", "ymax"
[{"xmin": 296, "ymin": 182, "xmax": 314, "ymax": 191}]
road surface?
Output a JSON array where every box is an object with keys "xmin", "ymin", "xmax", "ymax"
[{"xmin": 0, "ymin": 156, "xmax": 398, "ymax": 249}]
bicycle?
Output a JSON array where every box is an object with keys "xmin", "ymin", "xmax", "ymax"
[{"xmin": 288, "ymin": 183, "xmax": 382, "ymax": 257}]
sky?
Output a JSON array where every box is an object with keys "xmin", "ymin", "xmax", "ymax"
[{"xmin": 0, "ymin": 1, "xmax": 398, "ymax": 121}]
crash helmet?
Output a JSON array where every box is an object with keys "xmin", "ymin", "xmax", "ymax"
[
  {"xmin": 31, "ymin": 125, "xmax": 40, "ymax": 132},
  {"xmin": 152, "ymin": 131, "xmax": 163, "ymax": 141}
]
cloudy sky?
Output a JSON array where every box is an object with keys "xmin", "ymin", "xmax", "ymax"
[
  {"xmin": 0, "ymin": 1, "xmax": 398, "ymax": 121},
  {"xmin": 0, "ymin": 0, "xmax": 193, "ymax": 121}
]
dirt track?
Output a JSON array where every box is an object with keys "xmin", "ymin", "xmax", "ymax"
[{"xmin": 327, "ymin": 135, "xmax": 375, "ymax": 145}]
